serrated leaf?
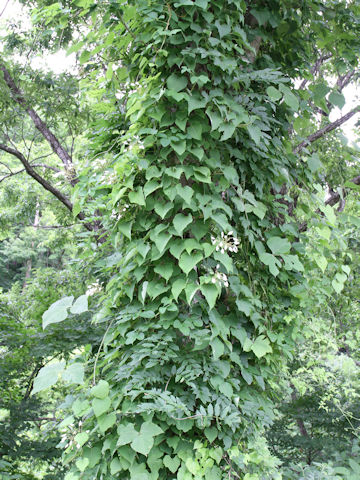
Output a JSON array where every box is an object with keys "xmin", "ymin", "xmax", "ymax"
[{"xmin": 70, "ymin": 295, "xmax": 88, "ymax": 314}]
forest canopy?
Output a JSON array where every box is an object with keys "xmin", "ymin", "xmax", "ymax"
[{"xmin": 0, "ymin": 0, "xmax": 360, "ymax": 479}]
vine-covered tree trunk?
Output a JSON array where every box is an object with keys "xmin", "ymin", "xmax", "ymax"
[{"xmin": 59, "ymin": 2, "xmax": 312, "ymax": 479}]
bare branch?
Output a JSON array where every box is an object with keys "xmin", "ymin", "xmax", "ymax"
[
  {"xmin": 299, "ymin": 54, "xmax": 333, "ymax": 90},
  {"xmin": 294, "ymin": 106, "xmax": 360, "ymax": 154},
  {"xmin": 0, "ymin": 62, "xmax": 78, "ymax": 185}
]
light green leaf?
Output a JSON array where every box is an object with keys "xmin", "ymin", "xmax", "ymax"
[
  {"xmin": 92, "ymin": 397, "xmax": 111, "ymax": 417},
  {"xmin": 117, "ymin": 220, "xmax": 132, "ymax": 239},
  {"xmin": 110, "ymin": 457, "xmax": 122, "ymax": 475},
  {"xmin": 167, "ymin": 74, "xmax": 188, "ymax": 92},
  {"xmin": 62, "ymin": 363, "xmax": 84, "ymax": 384},
  {"xmin": 267, "ymin": 236, "xmax": 291, "ymax": 255},
  {"xmin": 117, "ymin": 423, "xmax": 139, "ymax": 446},
  {"xmin": 329, "ymin": 91, "xmax": 345, "ymax": 109},
  {"xmin": 205, "ymin": 427, "xmax": 218, "ymax": 443},
  {"xmin": 42, "ymin": 295, "xmax": 74, "ymax": 329},
  {"xmin": 258, "ymin": 252, "xmax": 279, "ymax": 276},
  {"xmin": 176, "ymin": 185, "xmax": 194, "ymax": 204},
  {"xmin": 130, "ymin": 433, "xmax": 154, "ymax": 456},
  {"xmin": 90, "ymin": 380, "xmax": 110, "ymax": 399},
  {"xmin": 129, "ymin": 188, "xmax": 145, "ymax": 206},
  {"xmin": 97, "ymin": 412, "xmax": 116, "ymax": 433},
  {"xmin": 74, "ymin": 432, "xmax": 89, "ymax": 447},
  {"xmin": 200, "ymin": 283, "xmax": 219, "ymax": 310},
  {"xmin": 32, "ymin": 361, "xmax": 65, "ymax": 394},
  {"xmin": 266, "ymin": 86, "xmax": 282, "ymax": 101},
  {"xmin": 179, "ymin": 251, "xmax": 203, "ymax": 275},
  {"xmin": 153, "ymin": 232, "xmax": 172, "ymax": 254},
  {"xmin": 187, "ymin": 92, "xmax": 207, "ymax": 114},
  {"xmin": 154, "ymin": 201, "xmax": 173, "ymax": 219},
  {"xmin": 171, "ymin": 277, "xmax": 187, "ymax": 300},
  {"xmin": 140, "ymin": 421, "xmax": 163, "ymax": 437},
  {"xmin": 164, "ymin": 455, "xmax": 180, "ymax": 473},
  {"xmin": 76, "ymin": 457, "xmax": 89, "ymax": 472},
  {"xmin": 171, "ymin": 139, "xmax": 187, "ymax": 156},
  {"xmin": 251, "ymin": 335, "xmax": 272, "ymax": 358},
  {"xmin": 173, "ymin": 213, "xmax": 193, "ymax": 235},
  {"xmin": 211, "ymin": 337, "xmax": 224, "ymax": 360},
  {"xmin": 154, "ymin": 263, "xmax": 174, "ymax": 282},
  {"xmin": 70, "ymin": 295, "xmax": 88, "ymax": 314}
]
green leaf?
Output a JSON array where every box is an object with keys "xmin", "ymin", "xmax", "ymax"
[
  {"xmin": 70, "ymin": 295, "xmax": 88, "ymax": 314},
  {"xmin": 329, "ymin": 91, "xmax": 345, "ymax": 109},
  {"xmin": 153, "ymin": 232, "xmax": 172, "ymax": 254},
  {"xmin": 179, "ymin": 251, "xmax": 203, "ymax": 275},
  {"xmin": 215, "ymin": 20, "xmax": 231, "ymax": 38},
  {"xmin": 62, "ymin": 363, "xmax": 84, "ymax": 384},
  {"xmin": 173, "ymin": 213, "xmax": 193, "ymax": 235},
  {"xmin": 117, "ymin": 423, "xmax": 139, "ymax": 446},
  {"xmin": 187, "ymin": 92, "xmax": 207, "ymax": 114},
  {"xmin": 200, "ymin": 283, "xmax": 219, "ymax": 310},
  {"xmin": 129, "ymin": 188, "xmax": 145, "ymax": 206},
  {"xmin": 266, "ymin": 86, "xmax": 282, "ymax": 101},
  {"xmin": 32, "ymin": 361, "xmax": 65, "ymax": 394},
  {"xmin": 171, "ymin": 139, "xmax": 187, "ymax": 156},
  {"xmin": 188, "ymin": 121, "xmax": 203, "ymax": 140},
  {"xmin": 171, "ymin": 277, "xmax": 187, "ymax": 300},
  {"xmin": 42, "ymin": 295, "xmax": 74, "ymax": 329},
  {"xmin": 110, "ymin": 457, "xmax": 122, "ymax": 475},
  {"xmin": 74, "ymin": 432, "xmax": 89, "ymax": 447},
  {"xmin": 76, "ymin": 457, "xmax": 89, "ymax": 472},
  {"xmin": 204, "ymin": 427, "xmax": 218, "ymax": 443},
  {"xmin": 267, "ymin": 236, "xmax": 291, "ymax": 255},
  {"xmin": 92, "ymin": 397, "xmax": 111, "ymax": 417},
  {"xmin": 247, "ymin": 125, "xmax": 261, "ymax": 145},
  {"xmin": 167, "ymin": 74, "xmax": 188, "ymax": 92},
  {"xmin": 90, "ymin": 380, "xmax": 110, "ymax": 399},
  {"xmin": 154, "ymin": 262, "xmax": 174, "ymax": 282},
  {"xmin": 130, "ymin": 433, "xmax": 154, "ymax": 456},
  {"xmin": 117, "ymin": 220, "xmax": 132, "ymax": 239},
  {"xmin": 258, "ymin": 252, "xmax": 280, "ymax": 276},
  {"xmin": 176, "ymin": 185, "xmax": 194, "ymax": 204},
  {"xmin": 154, "ymin": 201, "xmax": 173, "ymax": 219},
  {"xmin": 211, "ymin": 337, "xmax": 224, "ymax": 360},
  {"xmin": 251, "ymin": 335, "xmax": 272, "ymax": 358},
  {"xmin": 163, "ymin": 455, "xmax": 180, "ymax": 473},
  {"xmin": 97, "ymin": 412, "xmax": 116, "ymax": 433}
]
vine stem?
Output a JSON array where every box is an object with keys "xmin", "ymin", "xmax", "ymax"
[{"xmin": 93, "ymin": 318, "xmax": 115, "ymax": 385}]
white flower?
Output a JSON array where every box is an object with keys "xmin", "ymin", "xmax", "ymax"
[{"xmin": 211, "ymin": 231, "xmax": 240, "ymax": 255}]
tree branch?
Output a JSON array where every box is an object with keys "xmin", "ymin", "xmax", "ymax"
[
  {"xmin": 293, "ymin": 106, "xmax": 360, "ymax": 154},
  {"xmin": 0, "ymin": 62, "xmax": 78, "ymax": 185}
]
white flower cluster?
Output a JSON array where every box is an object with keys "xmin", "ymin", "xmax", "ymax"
[
  {"xmin": 100, "ymin": 171, "xmax": 117, "ymax": 184},
  {"xmin": 211, "ymin": 264, "xmax": 229, "ymax": 288},
  {"xmin": 86, "ymin": 280, "xmax": 102, "ymax": 296},
  {"xmin": 122, "ymin": 134, "xmax": 145, "ymax": 152},
  {"xmin": 111, "ymin": 204, "xmax": 129, "ymax": 221},
  {"xmin": 211, "ymin": 231, "xmax": 240, "ymax": 254}
]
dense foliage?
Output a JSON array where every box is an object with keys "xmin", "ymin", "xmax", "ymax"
[{"xmin": 1, "ymin": 0, "xmax": 360, "ymax": 479}]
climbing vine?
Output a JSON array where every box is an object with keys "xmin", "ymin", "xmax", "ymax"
[{"xmin": 30, "ymin": 0, "xmax": 352, "ymax": 479}]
